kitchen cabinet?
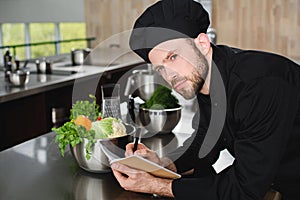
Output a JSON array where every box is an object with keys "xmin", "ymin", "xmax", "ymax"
[{"xmin": 0, "ymin": 93, "xmax": 47, "ymax": 150}]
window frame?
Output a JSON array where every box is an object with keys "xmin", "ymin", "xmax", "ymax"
[{"xmin": 0, "ymin": 22, "xmax": 86, "ymax": 63}]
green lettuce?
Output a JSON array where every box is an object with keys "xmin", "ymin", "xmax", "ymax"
[{"xmin": 91, "ymin": 117, "xmax": 115, "ymax": 139}]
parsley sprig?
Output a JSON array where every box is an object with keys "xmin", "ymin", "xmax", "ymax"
[{"xmin": 52, "ymin": 95, "xmax": 100, "ymax": 159}]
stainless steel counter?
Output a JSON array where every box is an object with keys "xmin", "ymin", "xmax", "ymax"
[{"xmin": 0, "ymin": 48, "xmax": 144, "ymax": 103}]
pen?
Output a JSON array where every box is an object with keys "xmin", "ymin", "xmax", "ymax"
[{"xmin": 133, "ymin": 128, "xmax": 141, "ymax": 152}]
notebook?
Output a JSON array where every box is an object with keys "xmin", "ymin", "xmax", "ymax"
[{"xmin": 100, "ymin": 143, "xmax": 181, "ymax": 179}]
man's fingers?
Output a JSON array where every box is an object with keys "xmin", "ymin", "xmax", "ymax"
[
  {"xmin": 134, "ymin": 148, "xmax": 149, "ymax": 156},
  {"xmin": 125, "ymin": 143, "xmax": 149, "ymax": 157},
  {"xmin": 111, "ymin": 163, "xmax": 140, "ymax": 177},
  {"xmin": 125, "ymin": 143, "xmax": 134, "ymax": 156},
  {"xmin": 112, "ymin": 168, "xmax": 127, "ymax": 182}
]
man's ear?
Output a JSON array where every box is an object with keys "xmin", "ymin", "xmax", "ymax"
[{"xmin": 194, "ymin": 33, "xmax": 211, "ymax": 56}]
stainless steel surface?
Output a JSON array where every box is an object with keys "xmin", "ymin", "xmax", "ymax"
[
  {"xmin": 101, "ymin": 83, "xmax": 122, "ymax": 119},
  {"xmin": 71, "ymin": 48, "xmax": 91, "ymax": 66},
  {"xmin": 207, "ymin": 27, "xmax": 217, "ymax": 44},
  {"xmin": 139, "ymin": 107, "xmax": 182, "ymax": 134},
  {"xmin": 0, "ymin": 57, "xmax": 144, "ymax": 103},
  {"xmin": 142, "ymin": 132, "xmax": 179, "ymax": 158},
  {"xmin": 0, "ymin": 49, "xmax": 144, "ymax": 104},
  {"xmin": 7, "ymin": 70, "xmax": 30, "ymax": 86},
  {"xmin": 71, "ymin": 124, "xmax": 135, "ymax": 173},
  {"xmin": 124, "ymin": 64, "xmax": 167, "ymax": 100},
  {"xmin": 71, "ymin": 49, "xmax": 84, "ymax": 66}
]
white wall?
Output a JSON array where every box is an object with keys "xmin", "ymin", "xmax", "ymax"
[{"xmin": 0, "ymin": 0, "xmax": 85, "ymax": 23}]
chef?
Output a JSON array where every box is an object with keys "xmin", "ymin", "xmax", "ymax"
[{"xmin": 111, "ymin": 0, "xmax": 300, "ymax": 199}]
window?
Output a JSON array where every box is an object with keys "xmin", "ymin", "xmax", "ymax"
[
  {"xmin": 2, "ymin": 23, "xmax": 26, "ymax": 60},
  {"xmin": 1, "ymin": 22, "xmax": 87, "ymax": 62},
  {"xmin": 30, "ymin": 23, "xmax": 56, "ymax": 58},
  {"xmin": 60, "ymin": 23, "xmax": 86, "ymax": 53}
]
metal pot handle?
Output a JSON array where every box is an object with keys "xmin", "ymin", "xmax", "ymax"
[{"xmin": 124, "ymin": 74, "xmax": 135, "ymax": 96}]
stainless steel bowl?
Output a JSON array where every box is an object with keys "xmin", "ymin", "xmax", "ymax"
[
  {"xmin": 139, "ymin": 106, "xmax": 182, "ymax": 134},
  {"xmin": 70, "ymin": 124, "xmax": 135, "ymax": 173},
  {"xmin": 7, "ymin": 70, "xmax": 30, "ymax": 86}
]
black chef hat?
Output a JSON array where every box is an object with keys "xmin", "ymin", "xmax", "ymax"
[{"xmin": 129, "ymin": 0, "xmax": 210, "ymax": 63}]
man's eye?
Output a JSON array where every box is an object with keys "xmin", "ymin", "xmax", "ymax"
[
  {"xmin": 170, "ymin": 54, "xmax": 177, "ymax": 60},
  {"xmin": 155, "ymin": 65, "xmax": 164, "ymax": 72}
]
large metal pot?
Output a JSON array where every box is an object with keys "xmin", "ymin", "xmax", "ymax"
[{"xmin": 124, "ymin": 64, "xmax": 166, "ymax": 100}]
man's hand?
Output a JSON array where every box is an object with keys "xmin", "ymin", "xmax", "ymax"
[
  {"xmin": 125, "ymin": 143, "xmax": 161, "ymax": 165},
  {"xmin": 111, "ymin": 162, "xmax": 174, "ymax": 197},
  {"xmin": 125, "ymin": 142, "xmax": 178, "ymax": 171}
]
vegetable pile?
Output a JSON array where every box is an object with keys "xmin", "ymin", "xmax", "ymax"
[
  {"xmin": 52, "ymin": 95, "xmax": 126, "ymax": 159},
  {"xmin": 141, "ymin": 85, "xmax": 180, "ymax": 109}
]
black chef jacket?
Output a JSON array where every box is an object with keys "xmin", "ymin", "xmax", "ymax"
[{"xmin": 169, "ymin": 45, "xmax": 300, "ymax": 200}]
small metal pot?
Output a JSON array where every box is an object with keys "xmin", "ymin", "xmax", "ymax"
[
  {"xmin": 7, "ymin": 70, "xmax": 30, "ymax": 86},
  {"xmin": 71, "ymin": 48, "xmax": 91, "ymax": 66}
]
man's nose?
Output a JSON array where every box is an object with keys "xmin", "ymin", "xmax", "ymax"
[{"xmin": 164, "ymin": 67, "xmax": 178, "ymax": 82}]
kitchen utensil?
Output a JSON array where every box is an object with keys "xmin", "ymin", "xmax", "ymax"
[
  {"xmin": 207, "ymin": 27, "xmax": 217, "ymax": 44},
  {"xmin": 124, "ymin": 64, "xmax": 166, "ymax": 100},
  {"xmin": 139, "ymin": 106, "xmax": 182, "ymax": 134},
  {"xmin": 101, "ymin": 84, "xmax": 122, "ymax": 119},
  {"xmin": 132, "ymin": 127, "xmax": 141, "ymax": 152},
  {"xmin": 22, "ymin": 60, "xmax": 29, "ymax": 69},
  {"xmin": 71, "ymin": 48, "xmax": 91, "ymax": 66},
  {"xmin": 45, "ymin": 60, "xmax": 52, "ymax": 74},
  {"xmin": 7, "ymin": 70, "xmax": 30, "ymax": 86},
  {"xmin": 36, "ymin": 58, "xmax": 46, "ymax": 73}
]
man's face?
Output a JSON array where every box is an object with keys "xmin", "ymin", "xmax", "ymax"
[{"xmin": 149, "ymin": 38, "xmax": 209, "ymax": 99}]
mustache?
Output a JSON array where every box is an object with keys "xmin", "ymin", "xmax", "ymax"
[
  {"xmin": 171, "ymin": 77, "xmax": 186, "ymax": 88},
  {"xmin": 171, "ymin": 71, "xmax": 205, "ymax": 93}
]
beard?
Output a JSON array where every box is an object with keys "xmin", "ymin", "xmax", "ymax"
[{"xmin": 171, "ymin": 40, "xmax": 209, "ymax": 99}]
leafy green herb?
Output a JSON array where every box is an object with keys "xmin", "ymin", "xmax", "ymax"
[
  {"xmin": 52, "ymin": 95, "xmax": 100, "ymax": 160},
  {"xmin": 53, "ymin": 121, "xmax": 81, "ymax": 157},
  {"xmin": 70, "ymin": 94, "xmax": 100, "ymax": 121},
  {"xmin": 53, "ymin": 121, "xmax": 97, "ymax": 159},
  {"xmin": 141, "ymin": 85, "xmax": 180, "ymax": 109}
]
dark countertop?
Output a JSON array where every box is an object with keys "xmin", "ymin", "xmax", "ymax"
[
  {"xmin": 0, "ymin": 125, "xmax": 193, "ymax": 200},
  {"xmin": 0, "ymin": 132, "xmax": 152, "ymax": 200}
]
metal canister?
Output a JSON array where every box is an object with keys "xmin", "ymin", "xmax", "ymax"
[{"xmin": 71, "ymin": 49, "xmax": 84, "ymax": 66}]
